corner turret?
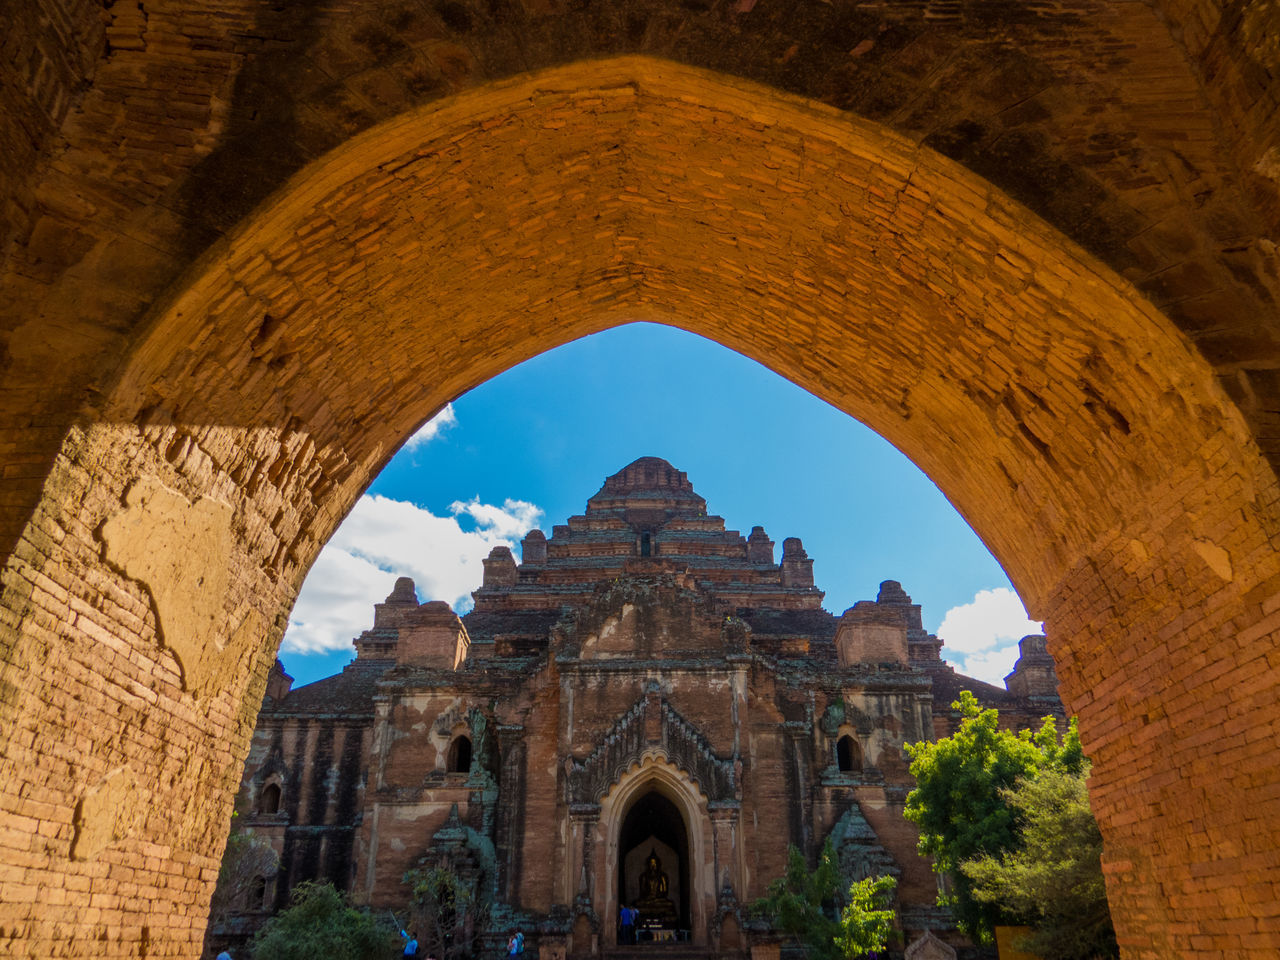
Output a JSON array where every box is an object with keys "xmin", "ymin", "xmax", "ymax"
[
  {"xmin": 354, "ymin": 577, "xmax": 419, "ymax": 658},
  {"xmin": 397, "ymin": 601, "xmax": 471, "ymax": 670},
  {"xmin": 833, "ymin": 580, "xmax": 944, "ymax": 667},
  {"xmin": 876, "ymin": 580, "xmax": 942, "ymax": 662},
  {"xmin": 265, "ymin": 658, "xmax": 293, "ymax": 701},
  {"xmin": 747, "ymin": 526, "xmax": 775, "ymax": 565},
  {"xmin": 521, "ymin": 529, "xmax": 547, "ymax": 565},
  {"xmin": 1004, "ymin": 634, "xmax": 1058, "ymax": 698},
  {"xmin": 780, "ymin": 537, "xmax": 814, "ymax": 589},
  {"xmin": 835, "ymin": 601, "xmax": 909, "ymax": 666},
  {"xmin": 482, "ymin": 545, "xmax": 518, "ymax": 588}
]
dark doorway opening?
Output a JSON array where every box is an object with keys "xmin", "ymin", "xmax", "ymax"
[
  {"xmin": 618, "ymin": 789, "xmax": 690, "ymax": 939},
  {"xmin": 448, "ymin": 736, "xmax": 472, "ymax": 773},
  {"xmin": 837, "ymin": 735, "xmax": 861, "ymax": 773}
]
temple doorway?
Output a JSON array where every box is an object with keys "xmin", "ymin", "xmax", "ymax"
[{"xmin": 617, "ymin": 790, "xmax": 690, "ymax": 938}]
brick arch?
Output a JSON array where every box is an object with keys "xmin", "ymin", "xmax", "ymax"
[
  {"xmin": 4, "ymin": 0, "xmax": 1280, "ymax": 568},
  {"xmin": 1, "ymin": 57, "xmax": 1279, "ymax": 958}
]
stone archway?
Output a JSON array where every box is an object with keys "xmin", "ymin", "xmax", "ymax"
[
  {"xmin": 598, "ymin": 757, "xmax": 717, "ymax": 948},
  {"xmin": 0, "ymin": 57, "xmax": 1279, "ymax": 957}
]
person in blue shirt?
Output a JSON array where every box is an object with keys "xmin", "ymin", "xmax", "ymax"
[
  {"xmin": 400, "ymin": 928, "xmax": 420, "ymax": 958},
  {"xmin": 507, "ymin": 930, "xmax": 524, "ymax": 956}
]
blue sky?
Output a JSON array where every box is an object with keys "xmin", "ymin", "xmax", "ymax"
[{"xmin": 280, "ymin": 322, "xmax": 1040, "ymax": 687}]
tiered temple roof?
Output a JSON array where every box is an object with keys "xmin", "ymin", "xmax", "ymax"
[
  {"xmin": 470, "ymin": 456, "xmax": 823, "ymax": 621},
  {"xmin": 270, "ymin": 457, "xmax": 1058, "ymax": 721}
]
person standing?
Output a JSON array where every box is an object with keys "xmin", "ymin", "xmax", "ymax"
[{"xmin": 400, "ymin": 928, "xmax": 420, "ymax": 958}]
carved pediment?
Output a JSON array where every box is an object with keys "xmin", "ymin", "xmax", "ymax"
[
  {"xmin": 432, "ymin": 702, "xmax": 467, "ymax": 737},
  {"xmin": 557, "ymin": 574, "xmax": 743, "ymax": 660},
  {"xmin": 566, "ymin": 686, "xmax": 737, "ymax": 804},
  {"xmin": 827, "ymin": 802, "xmax": 901, "ymax": 883},
  {"xmin": 905, "ymin": 930, "xmax": 956, "ymax": 960},
  {"xmin": 255, "ymin": 743, "xmax": 289, "ymax": 784}
]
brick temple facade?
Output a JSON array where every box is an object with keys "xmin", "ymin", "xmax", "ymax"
[{"xmin": 218, "ymin": 458, "xmax": 1061, "ymax": 957}]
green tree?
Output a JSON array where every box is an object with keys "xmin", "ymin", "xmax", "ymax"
[
  {"xmin": 252, "ymin": 881, "xmax": 392, "ymax": 960},
  {"xmin": 404, "ymin": 864, "xmax": 487, "ymax": 960},
  {"xmin": 903, "ymin": 691, "xmax": 1083, "ymax": 942},
  {"xmin": 961, "ymin": 764, "xmax": 1118, "ymax": 960},
  {"xmin": 834, "ymin": 875, "xmax": 898, "ymax": 959},
  {"xmin": 753, "ymin": 841, "xmax": 844, "ymax": 960},
  {"xmin": 752, "ymin": 841, "xmax": 897, "ymax": 960}
]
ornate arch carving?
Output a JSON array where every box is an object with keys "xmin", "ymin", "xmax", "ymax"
[{"xmin": 566, "ymin": 688, "xmax": 737, "ymax": 805}]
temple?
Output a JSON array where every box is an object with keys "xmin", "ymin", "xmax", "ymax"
[{"xmin": 214, "ymin": 458, "xmax": 1061, "ymax": 957}]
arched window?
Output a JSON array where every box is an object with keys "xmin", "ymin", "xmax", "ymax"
[
  {"xmin": 447, "ymin": 736, "xmax": 472, "ymax": 773},
  {"xmin": 837, "ymin": 735, "xmax": 862, "ymax": 773},
  {"xmin": 640, "ymin": 531, "xmax": 652, "ymax": 557},
  {"xmin": 259, "ymin": 782, "xmax": 281, "ymax": 815},
  {"xmin": 250, "ymin": 874, "xmax": 268, "ymax": 909}
]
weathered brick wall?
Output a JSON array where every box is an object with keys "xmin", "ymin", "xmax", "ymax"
[
  {"xmin": 0, "ymin": 0, "xmax": 102, "ymax": 257},
  {"xmin": 517, "ymin": 683, "xmax": 564, "ymax": 914},
  {"xmin": 255, "ymin": 720, "xmax": 368, "ymax": 903},
  {"xmin": 0, "ymin": 422, "xmax": 292, "ymax": 957},
  {"xmin": 0, "ymin": 49, "xmax": 1278, "ymax": 960},
  {"xmin": 1152, "ymin": 0, "xmax": 1280, "ymax": 228},
  {"xmin": 1046, "ymin": 453, "xmax": 1280, "ymax": 956}
]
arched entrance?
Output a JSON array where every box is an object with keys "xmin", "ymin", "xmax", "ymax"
[
  {"xmin": 597, "ymin": 757, "xmax": 718, "ymax": 948},
  {"xmin": 618, "ymin": 791, "xmax": 690, "ymax": 936},
  {"xmin": 1, "ymin": 56, "xmax": 1279, "ymax": 957}
]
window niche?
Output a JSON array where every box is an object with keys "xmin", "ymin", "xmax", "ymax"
[
  {"xmin": 836, "ymin": 735, "xmax": 862, "ymax": 774},
  {"xmin": 447, "ymin": 735, "xmax": 473, "ymax": 773},
  {"xmin": 259, "ymin": 782, "xmax": 282, "ymax": 815}
]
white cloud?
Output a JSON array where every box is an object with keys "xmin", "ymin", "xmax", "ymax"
[
  {"xmin": 450, "ymin": 497, "xmax": 544, "ymax": 540},
  {"xmin": 282, "ymin": 493, "xmax": 542, "ymax": 655},
  {"xmin": 939, "ymin": 587, "xmax": 1042, "ymax": 687},
  {"xmin": 952, "ymin": 646, "xmax": 1023, "ymax": 687},
  {"xmin": 938, "ymin": 587, "xmax": 1041, "ymax": 654},
  {"xmin": 403, "ymin": 403, "xmax": 458, "ymax": 451}
]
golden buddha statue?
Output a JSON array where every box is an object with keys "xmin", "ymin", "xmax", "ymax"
[{"xmin": 636, "ymin": 849, "xmax": 677, "ymax": 926}]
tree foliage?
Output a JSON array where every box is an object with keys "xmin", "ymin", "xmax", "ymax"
[
  {"xmin": 753, "ymin": 841, "xmax": 897, "ymax": 960},
  {"xmin": 962, "ymin": 765, "xmax": 1118, "ymax": 960},
  {"xmin": 252, "ymin": 881, "xmax": 392, "ymax": 960},
  {"xmin": 753, "ymin": 842, "xmax": 844, "ymax": 960},
  {"xmin": 903, "ymin": 691, "xmax": 1083, "ymax": 942},
  {"xmin": 834, "ymin": 876, "xmax": 898, "ymax": 959},
  {"xmin": 404, "ymin": 864, "xmax": 487, "ymax": 960}
]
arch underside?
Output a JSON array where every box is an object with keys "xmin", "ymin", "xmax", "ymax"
[
  {"xmin": 3, "ymin": 0, "xmax": 1279, "ymax": 566},
  {"xmin": 0, "ymin": 55, "xmax": 1278, "ymax": 959}
]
